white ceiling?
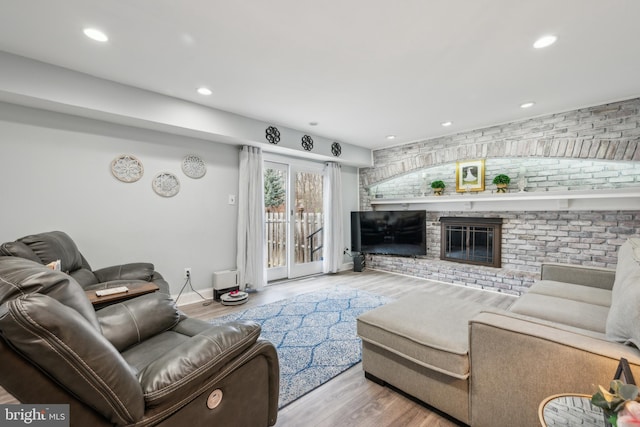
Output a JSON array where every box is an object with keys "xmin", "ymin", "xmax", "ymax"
[{"xmin": 1, "ymin": 0, "xmax": 639, "ymax": 150}]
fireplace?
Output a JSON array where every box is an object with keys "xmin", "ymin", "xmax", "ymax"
[{"xmin": 440, "ymin": 217, "xmax": 502, "ymax": 268}]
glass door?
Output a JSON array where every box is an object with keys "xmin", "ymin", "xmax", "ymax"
[
  {"xmin": 290, "ymin": 167, "xmax": 324, "ymax": 278},
  {"xmin": 264, "ymin": 162, "xmax": 288, "ymax": 281},
  {"xmin": 264, "ymin": 160, "xmax": 324, "ymax": 281}
]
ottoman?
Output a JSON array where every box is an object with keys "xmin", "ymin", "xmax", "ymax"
[{"xmin": 357, "ymin": 290, "xmax": 492, "ymax": 425}]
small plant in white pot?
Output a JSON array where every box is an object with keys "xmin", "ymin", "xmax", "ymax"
[
  {"xmin": 492, "ymin": 174, "xmax": 511, "ymax": 193},
  {"xmin": 431, "ymin": 180, "xmax": 446, "ymax": 196}
]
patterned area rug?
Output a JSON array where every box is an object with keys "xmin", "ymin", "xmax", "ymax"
[{"xmin": 208, "ymin": 286, "xmax": 391, "ymax": 408}]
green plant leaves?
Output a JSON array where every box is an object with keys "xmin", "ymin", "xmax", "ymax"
[{"xmin": 591, "ymin": 380, "xmax": 640, "ymax": 415}]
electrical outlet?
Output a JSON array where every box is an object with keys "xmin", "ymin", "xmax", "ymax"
[{"xmin": 184, "ymin": 268, "xmax": 191, "ymax": 279}]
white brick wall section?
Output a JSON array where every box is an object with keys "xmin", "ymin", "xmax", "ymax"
[
  {"xmin": 364, "ymin": 210, "xmax": 640, "ymax": 296},
  {"xmin": 357, "ymin": 98, "xmax": 640, "ymax": 293}
]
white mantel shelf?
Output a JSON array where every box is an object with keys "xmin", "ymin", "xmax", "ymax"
[{"xmin": 370, "ymin": 188, "xmax": 640, "ymax": 212}]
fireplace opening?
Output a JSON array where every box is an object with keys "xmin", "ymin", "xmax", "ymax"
[{"xmin": 440, "ymin": 217, "xmax": 502, "ymax": 268}]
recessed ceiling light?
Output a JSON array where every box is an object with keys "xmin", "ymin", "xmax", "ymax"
[
  {"xmin": 533, "ymin": 35, "xmax": 557, "ymax": 49},
  {"xmin": 309, "ymin": 122, "xmax": 318, "ymax": 126},
  {"xmin": 83, "ymin": 28, "xmax": 108, "ymax": 42},
  {"xmin": 386, "ymin": 135, "xmax": 396, "ymax": 140},
  {"xmin": 197, "ymin": 87, "xmax": 212, "ymax": 96},
  {"xmin": 520, "ymin": 102, "xmax": 535, "ymax": 109},
  {"xmin": 441, "ymin": 121, "xmax": 453, "ymax": 127}
]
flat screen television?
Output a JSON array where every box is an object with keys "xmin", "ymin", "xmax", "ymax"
[{"xmin": 351, "ymin": 210, "xmax": 426, "ymax": 256}]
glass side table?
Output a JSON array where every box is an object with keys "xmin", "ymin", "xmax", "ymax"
[{"xmin": 539, "ymin": 394, "xmax": 607, "ymax": 427}]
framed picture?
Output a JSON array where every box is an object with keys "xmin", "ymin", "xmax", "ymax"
[{"xmin": 456, "ymin": 159, "xmax": 485, "ymax": 192}]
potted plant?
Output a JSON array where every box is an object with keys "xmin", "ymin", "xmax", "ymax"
[
  {"xmin": 591, "ymin": 380, "xmax": 640, "ymax": 427},
  {"xmin": 430, "ymin": 180, "xmax": 446, "ymax": 196},
  {"xmin": 492, "ymin": 174, "xmax": 510, "ymax": 193}
]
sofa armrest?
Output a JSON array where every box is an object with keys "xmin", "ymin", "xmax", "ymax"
[
  {"xmin": 150, "ymin": 339, "xmax": 280, "ymax": 427},
  {"xmin": 93, "ymin": 263, "xmax": 155, "ymax": 282},
  {"xmin": 138, "ymin": 320, "xmax": 262, "ymax": 408},
  {"xmin": 469, "ymin": 311, "xmax": 640, "ymax": 427},
  {"xmin": 540, "ymin": 263, "xmax": 616, "ymax": 290},
  {"xmin": 149, "ymin": 272, "xmax": 170, "ymax": 295},
  {"xmin": 0, "ymin": 294, "xmax": 144, "ymax": 425}
]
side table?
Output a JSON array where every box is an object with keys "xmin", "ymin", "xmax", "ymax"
[
  {"xmin": 539, "ymin": 394, "xmax": 606, "ymax": 427},
  {"xmin": 85, "ymin": 282, "xmax": 159, "ymax": 307}
]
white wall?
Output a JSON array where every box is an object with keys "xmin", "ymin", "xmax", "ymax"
[
  {"xmin": 0, "ymin": 102, "xmax": 239, "ymax": 298},
  {"xmin": 0, "ymin": 51, "xmax": 373, "ymax": 168},
  {"xmin": 0, "ymin": 102, "xmax": 361, "ymax": 297}
]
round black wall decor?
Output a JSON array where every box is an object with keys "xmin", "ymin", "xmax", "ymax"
[
  {"xmin": 331, "ymin": 142, "xmax": 342, "ymax": 157},
  {"xmin": 301, "ymin": 135, "xmax": 314, "ymax": 151},
  {"xmin": 265, "ymin": 126, "xmax": 281, "ymax": 144}
]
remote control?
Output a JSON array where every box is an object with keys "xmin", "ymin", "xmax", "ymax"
[{"xmin": 95, "ymin": 286, "xmax": 129, "ymax": 297}]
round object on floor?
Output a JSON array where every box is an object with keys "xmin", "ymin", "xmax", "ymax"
[{"xmin": 220, "ymin": 291, "xmax": 248, "ymax": 306}]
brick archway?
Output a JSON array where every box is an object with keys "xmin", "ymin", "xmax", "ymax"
[{"xmin": 361, "ymin": 98, "xmax": 640, "ymax": 189}]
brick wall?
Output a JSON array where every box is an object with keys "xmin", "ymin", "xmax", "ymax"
[
  {"xmin": 370, "ymin": 158, "xmax": 640, "ymax": 199},
  {"xmin": 358, "ymin": 98, "xmax": 640, "ymax": 295}
]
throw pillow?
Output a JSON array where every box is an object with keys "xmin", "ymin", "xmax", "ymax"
[{"xmin": 605, "ymin": 238, "xmax": 640, "ymax": 346}]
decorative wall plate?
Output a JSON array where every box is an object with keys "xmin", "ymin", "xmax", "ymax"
[
  {"xmin": 182, "ymin": 154, "xmax": 206, "ymax": 179},
  {"xmin": 301, "ymin": 135, "xmax": 314, "ymax": 151},
  {"xmin": 111, "ymin": 154, "xmax": 144, "ymax": 183},
  {"xmin": 265, "ymin": 126, "xmax": 281, "ymax": 144},
  {"xmin": 331, "ymin": 142, "xmax": 342, "ymax": 157},
  {"xmin": 152, "ymin": 172, "xmax": 180, "ymax": 197}
]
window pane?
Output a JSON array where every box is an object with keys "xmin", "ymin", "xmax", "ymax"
[
  {"xmin": 264, "ymin": 167, "xmax": 286, "ymax": 268},
  {"xmin": 294, "ymin": 171, "xmax": 323, "ymax": 263}
]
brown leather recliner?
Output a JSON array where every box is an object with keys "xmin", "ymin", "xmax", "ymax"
[
  {"xmin": 0, "ymin": 257, "xmax": 279, "ymax": 427},
  {"xmin": 0, "ymin": 231, "xmax": 170, "ymax": 295}
]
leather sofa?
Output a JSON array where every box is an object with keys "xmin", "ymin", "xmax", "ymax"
[
  {"xmin": 0, "ymin": 256, "xmax": 280, "ymax": 427},
  {"xmin": 0, "ymin": 231, "xmax": 170, "ymax": 295},
  {"xmin": 358, "ymin": 238, "xmax": 640, "ymax": 427}
]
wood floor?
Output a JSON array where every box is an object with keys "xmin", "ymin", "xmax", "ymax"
[{"xmin": 0, "ymin": 269, "xmax": 517, "ymax": 426}]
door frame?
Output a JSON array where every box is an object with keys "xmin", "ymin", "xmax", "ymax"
[
  {"xmin": 264, "ymin": 154, "xmax": 325, "ymax": 282},
  {"xmin": 264, "ymin": 160, "xmax": 289, "ymax": 282}
]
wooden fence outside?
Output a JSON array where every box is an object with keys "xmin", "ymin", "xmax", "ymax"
[{"xmin": 265, "ymin": 211, "xmax": 324, "ymax": 267}]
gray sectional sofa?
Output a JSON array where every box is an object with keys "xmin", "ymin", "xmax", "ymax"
[{"xmin": 357, "ymin": 238, "xmax": 640, "ymax": 427}]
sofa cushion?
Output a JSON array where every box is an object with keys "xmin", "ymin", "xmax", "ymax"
[
  {"xmin": 69, "ymin": 267, "xmax": 99, "ymax": 287},
  {"xmin": 541, "ymin": 263, "xmax": 616, "ymax": 289},
  {"xmin": 526, "ymin": 280, "xmax": 612, "ymax": 307},
  {"xmin": 18, "ymin": 231, "xmax": 84, "ymax": 273},
  {"xmin": 0, "ymin": 293, "xmax": 144, "ymax": 425},
  {"xmin": 122, "ymin": 331, "xmax": 192, "ymax": 372},
  {"xmin": 97, "ymin": 293, "xmax": 181, "ymax": 352},
  {"xmin": 509, "ymin": 293, "xmax": 609, "ymax": 333},
  {"xmin": 93, "ymin": 263, "xmax": 155, "ymax": 283},
  {"xmin": 0, "ymin": 241, "xmax": 41, "ymax": 263},
  {"xmin": 0, "ymin": 257, "xmax": 100, "ymax": 331},
  {"xmin": 606, "ymin": 238, "xmax": 640, "ymax": 346},
  {"xmin": 121, "ymin": 319, "xmax": 211, "ymax": 371},
  {"xmin": 357, "ymin": 292, "xmax": 489, "ymax": 379}
]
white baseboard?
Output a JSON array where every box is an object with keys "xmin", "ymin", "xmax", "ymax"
[
  {"xmin": 177, "ymin": 264, "xmax": 355, "ymax": 305},
  {"xmin": 339, "ymin": 262, "xmax": 354, "ymax": 272},
  {"xmin": 174, "ymin": 288, "xmax": 214, "ymax": 307}
]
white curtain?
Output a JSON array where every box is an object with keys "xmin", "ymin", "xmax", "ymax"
[
  {"xmin": 236, "ymin": 146, "xmax": 266, "ymax": 291},
  {"xmin": 322, "ymin": 162, "xmax": 344, "ymax": 273}
]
